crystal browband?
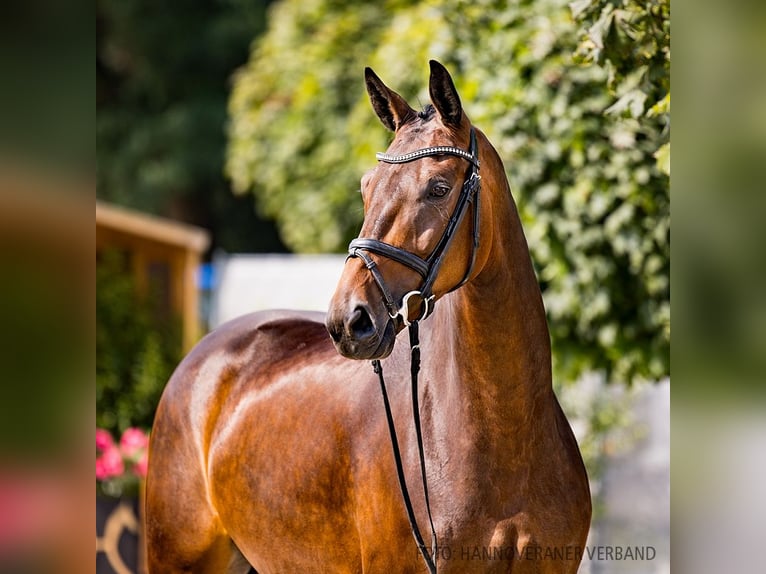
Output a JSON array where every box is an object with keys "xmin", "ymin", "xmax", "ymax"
[{"xmin": 376, "ymin": 146, "xmax": 479, "ymax": 168}]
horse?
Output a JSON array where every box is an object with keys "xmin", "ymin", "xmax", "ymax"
[{"xmin": 145, "ymin": 60, "xmax": 591, "ymax": 574}]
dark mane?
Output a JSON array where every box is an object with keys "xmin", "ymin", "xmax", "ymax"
[{"xmin": 418, "ymin": 104, "xmax": 436, "ymax": 121}]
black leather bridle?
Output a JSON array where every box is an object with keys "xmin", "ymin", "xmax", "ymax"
[
  {"xmin": 347, "ymin": 127, "xmax": 481, "ymax": 326},
  {"xmin": 345, "ymin": 128, "xmax": 481, "ymax": 573}
]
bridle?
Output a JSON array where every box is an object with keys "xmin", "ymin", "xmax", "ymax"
[
  {"xmin": 347, "ymin": 127, "xmax": 481, "ymax": 326},
  {"xmin": 345, "ymin": 127, "xmax": 481, "ymax": 573}
]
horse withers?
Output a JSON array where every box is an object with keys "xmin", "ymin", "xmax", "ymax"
[{"xmin": 145, "ymin": 61, "xmax": 591, "ymax": 574}]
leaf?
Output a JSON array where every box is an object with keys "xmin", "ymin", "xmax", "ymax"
[
  {"xmin": 587, "ymin": 6, "xmax": 614, "ymax": 51},
  {"xmin": 569, "ymin": 0, "xmax": 594, "ymax": 19},
  {"xmin": 654, "ymin": 142, "xmax": 670, "ymax": 176},
  {"xmin": 605, "ymin": 88, "xmax": 647, "ymax": 118},
  {"xmin": 647, "ymin": 92, "xmax": 670, "ymax": 117}
]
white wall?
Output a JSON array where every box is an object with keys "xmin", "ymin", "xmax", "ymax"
[{"xmin": 209, "ymin": 253, "xmax": 347, "ymax": 328}]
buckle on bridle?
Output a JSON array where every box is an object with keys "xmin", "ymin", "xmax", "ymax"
[{"xmin": 391, "ymin": 290, "xmax": 433, "ymax": 327}]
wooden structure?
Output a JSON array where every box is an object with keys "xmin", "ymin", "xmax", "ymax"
[{"xmin": 96, "ymin": 201, "xmax": 210, "ymax": 352}]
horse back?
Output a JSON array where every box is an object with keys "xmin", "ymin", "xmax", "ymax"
[
  {"xmin": 147, "ymin": 310, "xmax": 378, "ymax": 572},
  {"xmin": 150, "ymin": 309, "xmax": 351, "ymax": 475}
]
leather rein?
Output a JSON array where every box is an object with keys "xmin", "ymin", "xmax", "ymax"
[{"xmin": 346, "ymin": 128, "xmax": 481, "ymax": 573}]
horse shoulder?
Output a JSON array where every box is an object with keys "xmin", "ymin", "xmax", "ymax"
[{"xmin": 153, "ymin": 311, "xmax": 331, "ymax": 454}]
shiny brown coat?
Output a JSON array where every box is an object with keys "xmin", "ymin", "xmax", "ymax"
[{"xmin": 145, "ymin": 61, "xmax": 591, "ymax": 574}]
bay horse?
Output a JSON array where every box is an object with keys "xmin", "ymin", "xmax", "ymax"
[{"xmin": 145, "ymin": 60, "xmax": 591, "ymax": 573}]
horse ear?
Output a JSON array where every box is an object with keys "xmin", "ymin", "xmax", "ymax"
[
  {"xmin": 428, "ymin": 60, "xmax": 463, "ymax": 127},
  {"xmin": 365, "ymin": 67, "xmax": 416, "ymax": 132}
]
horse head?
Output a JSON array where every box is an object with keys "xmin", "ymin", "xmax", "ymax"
[{"xmin": 327, "ymin": 60, "xmax": 490, "ymax": 360}]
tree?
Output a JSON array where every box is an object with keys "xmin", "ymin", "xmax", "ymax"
[
  {"xmin": 227, "ymin": 0, "xmax": 669, "ymax": 384},
  {"xmin": 97, "ymin": 0, "xmax": 284, "ymax": 253}
]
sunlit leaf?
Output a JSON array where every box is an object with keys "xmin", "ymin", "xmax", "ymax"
[{"xmin": 654, "ymin": 142, "xmax": 670, "ymax": 176}]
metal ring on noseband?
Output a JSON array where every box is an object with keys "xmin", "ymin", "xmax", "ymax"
[{"xmin": 392, "ymin": 290, "xmax": 434, "ymax": 327}]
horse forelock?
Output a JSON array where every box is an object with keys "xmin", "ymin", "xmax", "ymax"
[{"xmin": 417, "ymin": 104, "xmax": 436, "ymax": 121}]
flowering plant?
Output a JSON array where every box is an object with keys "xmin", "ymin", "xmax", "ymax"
[{"xmin": 96, "ymin": 427, "xmax": 149, "ymax": 498}]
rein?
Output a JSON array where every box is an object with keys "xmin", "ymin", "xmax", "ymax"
[{"xmin": 346, "ymin": 128, "xmax": 481, "ymax": 573}]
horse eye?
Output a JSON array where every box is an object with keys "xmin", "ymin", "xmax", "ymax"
[{"xmin": 429, "ymin": 184, "xmax": 451, "ymax": 198}]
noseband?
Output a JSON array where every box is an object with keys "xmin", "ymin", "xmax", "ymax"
[
  {"xmin": 345, "ymin": 128, "xmax": 481, "ymax": 574},
  {"xmin": 347, "ymin": 127, "xmax": 481, "ymax": 325}
]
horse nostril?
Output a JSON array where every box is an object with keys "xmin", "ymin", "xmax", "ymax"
[
  {"xmin": 348, "ymin": 306, "xmax": 375, "ymax": 339},
  {"xmin": 328, "ymin": 321, "xmax": 342, "ymax": 343}
]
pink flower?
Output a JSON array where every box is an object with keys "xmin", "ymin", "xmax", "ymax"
[
  {"xmin": 96, "ymin": 446, "xmax": 124, "ymax": 480},
  {"xmin": 120, "ymin": 428, "xmax": 149, "ymax": 459},
  {"xmin": 96, "ymin": 428, "xmax": 113, "ymax": 452},
  {"xmin": 133, "ymin": 451, "xmax": 149, "ymax": 478}
]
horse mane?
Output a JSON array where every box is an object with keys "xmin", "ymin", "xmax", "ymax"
[{"xmin": 417, "ymin": 104, "xmax": 436, "ymax": 121}]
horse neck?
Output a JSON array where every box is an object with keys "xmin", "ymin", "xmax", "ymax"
[{"xmin": 426, "ymin": 158, "xmax": 555, "ymax": 440}]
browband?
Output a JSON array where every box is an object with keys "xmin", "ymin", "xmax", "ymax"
[{"xmin": 376, "ymin": 146, "xmax": 479, "ymax": 168}]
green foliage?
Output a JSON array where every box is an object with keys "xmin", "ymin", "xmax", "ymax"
[
  {"xmin": 97, "ymin": 0, "xmax": 285, "ymax": 252},
  {"xmin": 227, "ymin": 0, "xmax": 669, "ymax": 384},
  {"xmin": 228, "ymin": 0, "xmax": 394, "ymax": 251},
  {"xmin": 96, "ymin": 251, "xmax": 181, "ymax": 435},
  {"xmin": 571, "ymin": 0, "xmax": 670, "ymax": 174}
]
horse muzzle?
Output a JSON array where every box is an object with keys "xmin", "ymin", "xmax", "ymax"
[{"xmin": 325, "ymin": 300, "xmax": 396, "ymax": 360}]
